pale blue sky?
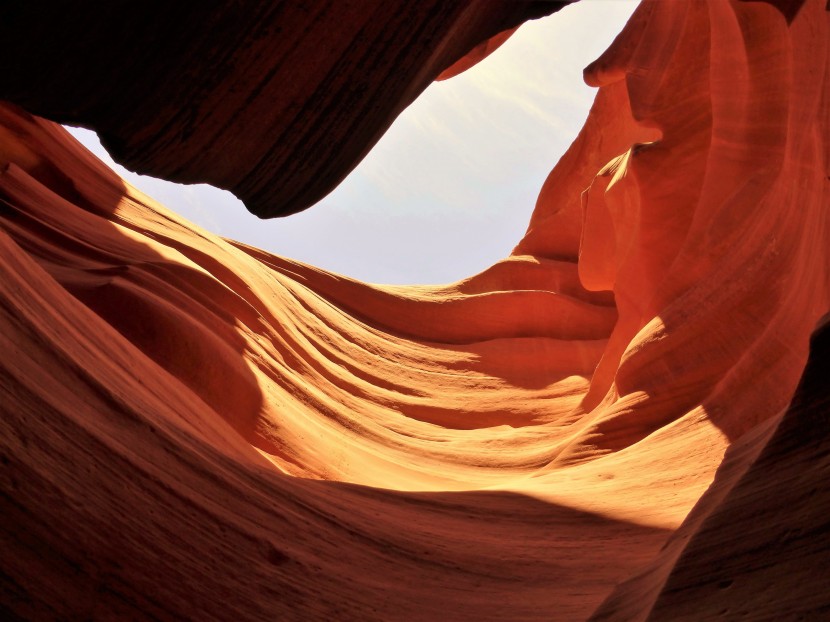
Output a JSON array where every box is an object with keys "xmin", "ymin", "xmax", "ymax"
[{"xmin": 69, "ymin": 0, "xmax": 637, "ymax": 285}]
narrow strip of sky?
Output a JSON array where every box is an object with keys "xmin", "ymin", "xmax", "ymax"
[{"xmin": 69, "ymin": 0, "xmax": 638, "ymax": 285}]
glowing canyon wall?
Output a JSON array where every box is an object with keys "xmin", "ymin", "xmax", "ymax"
[{"xmin": 1, "ymin": 0, "xmax": 828, "ymax": 620}]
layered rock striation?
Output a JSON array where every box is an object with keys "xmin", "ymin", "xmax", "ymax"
[{"xmin": 1, "ymin": 0, "xmax": 828, "ymax": 620}]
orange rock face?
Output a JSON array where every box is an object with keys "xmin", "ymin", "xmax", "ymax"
[{"xmin": 1, "ymin": 0, "xmax": 828, "ymax": 620}]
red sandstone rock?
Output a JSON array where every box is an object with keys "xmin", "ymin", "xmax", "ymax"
[
  {"xmin": 436, "ymin": 26, "xmax": 522, "ymax": 81},
  {"xmin": 0, "ymin": 1, "xmax": 568, "ymax": 218},
  {"xmin": 1, "ymin": 0, "xmax": 828, "ymax": 620}
]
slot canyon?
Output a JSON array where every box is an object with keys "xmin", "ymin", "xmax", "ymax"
[{"xmin": 1, "ymin": 0, "xmax": 829, "ymax": 620}]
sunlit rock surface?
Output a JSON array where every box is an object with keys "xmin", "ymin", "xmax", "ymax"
[{"xmin": 1, "ymin": 0, "xmax": 828, "ymax": 620}]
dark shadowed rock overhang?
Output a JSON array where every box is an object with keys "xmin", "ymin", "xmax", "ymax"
[{"xmin": 0, "ymin": 0, "xmax": 569, "ymax": 218}]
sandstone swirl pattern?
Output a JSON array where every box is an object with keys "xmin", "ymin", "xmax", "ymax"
[{"xmin": 1, "ymin": 0, "xmax": 828, "ymax": 620}]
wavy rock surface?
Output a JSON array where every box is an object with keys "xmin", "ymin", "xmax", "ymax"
[{"xmin": 1, "ymin": 0, "xmax": 829, "ymax": 620}]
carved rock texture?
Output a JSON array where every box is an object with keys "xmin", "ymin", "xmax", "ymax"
[
  {"xmin": 1, "ymin": 0, "xmax": 829, "ymax": 620},
  {"xmin": 0, "ymin": 0, "xmax": 568, "ymax": 218}
]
